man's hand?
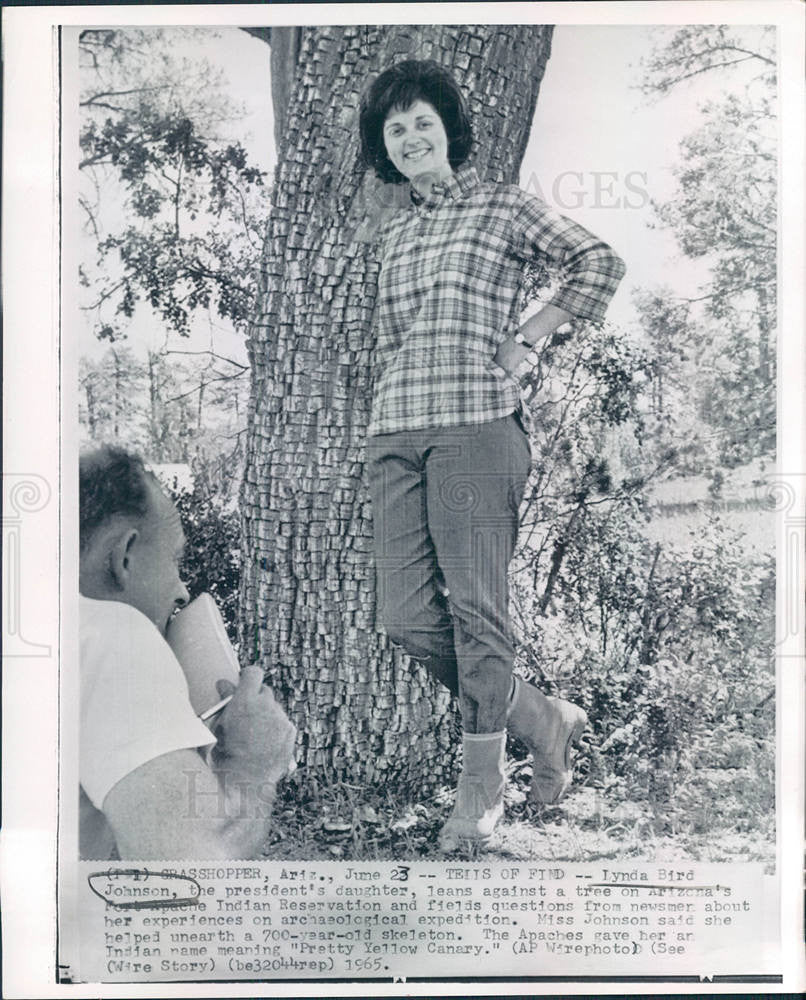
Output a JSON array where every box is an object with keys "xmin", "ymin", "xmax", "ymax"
[
  {"xmin": 102, "ymin": 668, "xmax": 295, "ymax": 860},
  {"xmin": 212, "ymin": 665, "xmax": 297, "ymax": 786}
]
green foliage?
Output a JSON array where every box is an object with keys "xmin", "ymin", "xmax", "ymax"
[
  {"xmin": 639, "ymin": 25, "xmax": 775, "ymax": 96},
  {"xmin": 167, "ymin": 479, "xmax": 241, "ymax": 643},
  {"xmin": 509, "ymin": 312, "xmax": 774, "ymax": 839},
  {"xmin": 79, "ymin": 27, "xmax": 270, "ymax": 342},
  {"xmin": 635, "ymin": 26, "xmax": 776, "ymax": 471},
  {"xmin": 79, "ymin": 345, "xmax": 248, "ymax": 462},
  {"xmin": 513, "ymin": 506, "xmax": 774, "ymax": 836}
]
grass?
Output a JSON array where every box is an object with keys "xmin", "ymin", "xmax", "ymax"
[
  {"xmin": 262, "ymin": 762, "xmax": 774, "ymax": 866},
  {"xmin": 645, "ymin": 459, "xmax": 774, "ymax": 557}
]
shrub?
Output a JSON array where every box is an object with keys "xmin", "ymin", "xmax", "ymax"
[
  {"xmin": 512, "ymin": 503, "xmax": 774, "ymax": 836},
  {"xmin": 166, "ymin": 480, "xmax": 241, "ymax": 642}
]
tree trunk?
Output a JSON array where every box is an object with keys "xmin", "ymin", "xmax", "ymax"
[
  {"xmin": 84, "ymin": 377, "xmax": 97, "ymax": 438},
  {"xmin": 146, "ymin": 351, "xmax": 166, "ymax": 461},
  {"xmin": 112, "ymin": 349, "xmax": 122, "ymax": 441},
  {"xmin": 241, "ymin": 24, "xmax": 554, "ymax": 793},
  {"xmin": 756, "ymin": 284, "xmax": 771, "ymax": 384},
  {"xmin": 197, "ymin": 380, "xmax": 205, "ymax": 432}
]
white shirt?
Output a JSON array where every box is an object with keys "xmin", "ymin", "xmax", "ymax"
[{"xmin": 79, "ymin": 595, "xmax": 215, "ymax": 858}]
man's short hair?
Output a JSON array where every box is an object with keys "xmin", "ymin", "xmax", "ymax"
[
  {"xmin": 359, "ymin": 59, "xmax": 474, "ymax": 184},
  {"xmin": 79, "ymin": 445, "xmax": 153, "ymax": 551}
]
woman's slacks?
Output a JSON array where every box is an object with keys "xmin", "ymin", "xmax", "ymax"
[{"xmin": 367, "ymin": 413, "xmax": 531, "ymax": 733}]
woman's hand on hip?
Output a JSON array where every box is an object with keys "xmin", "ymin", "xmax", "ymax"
[
  {"xmin": 493, "ymin": 305, "xmax": 575, "ymax": 376},
  {"xmin": 492, "ymin": 337, "xmax": 533, "ymax": 377}
]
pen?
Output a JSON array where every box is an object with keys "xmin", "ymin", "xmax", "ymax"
[{"xmin": 199, "ymin": 694, "xmax": 233, "ymax": 722}]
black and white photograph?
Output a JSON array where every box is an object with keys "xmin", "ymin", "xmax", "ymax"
[
  {"xmin": 72, "ymin": 17, "xmax": 778, "ymax": 864},
  {"xmin": 2, "ymin": 1, "xmax": 804, "ymax": 995}
]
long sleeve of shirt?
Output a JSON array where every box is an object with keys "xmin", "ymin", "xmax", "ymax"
[
  {"xmin": 511, "ymin": 188, "xmax": 625, "ymax": 323},
  {"xmin": 509, "ymin": 187, "xmax": 626, "ymax": 326}
]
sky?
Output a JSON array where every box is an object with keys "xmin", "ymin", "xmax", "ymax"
[
  {"xmin": 78, "ymin": 23, "xmax": 763, "ymax": 363},
  {"xmin": 525, "ymin": 24, "xmax": 707, "ymax": 324}
]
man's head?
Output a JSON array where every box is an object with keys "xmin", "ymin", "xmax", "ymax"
[{"xmin": 79, "ymin": 446, "xmax": 189, "ymax": 633}]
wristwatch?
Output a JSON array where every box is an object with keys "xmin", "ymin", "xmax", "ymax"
[{"xmin": 514, "ymin": 332, "xmax": 535, "ymax": 348}]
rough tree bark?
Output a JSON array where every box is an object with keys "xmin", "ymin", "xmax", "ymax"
[{"xmin": 240, "ymin": 24, "xmax": 554, "ymax": 793}]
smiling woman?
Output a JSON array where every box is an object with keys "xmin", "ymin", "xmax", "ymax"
[
  {"xmin": 358, "ymin": 59, "xmax": 625, "ymax": 852},
  {"xmin": 359, "ymin": 58, "xmax": 473, "ymax": 186}
]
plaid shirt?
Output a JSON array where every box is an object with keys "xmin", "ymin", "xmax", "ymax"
[{"xmin": 369, "ymin": 163, "xmax": 625, "ymax": 436}]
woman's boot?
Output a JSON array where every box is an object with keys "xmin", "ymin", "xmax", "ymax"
[
  {"xmin": 507, "ymin": 678, "xmax": 587, "ymax": 804},
  {"xmin": 439, "ymin": 731, "xmax": 506, "ymax": 851}
]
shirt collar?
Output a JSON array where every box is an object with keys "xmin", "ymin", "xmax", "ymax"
[{"xmin": 410, "ymin": 163, "xmax": 480, "ymax": 210}]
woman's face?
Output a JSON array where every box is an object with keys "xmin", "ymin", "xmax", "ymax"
[{"xmin": 382, "ymin": 99, "xmax": 452, "ymax": 186}]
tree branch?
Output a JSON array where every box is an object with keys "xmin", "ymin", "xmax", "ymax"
[
  {"xmin": 240, "ymin": 27, "xmax": 272, "ymax": 46},
  {"xmin": 649, "ymin": 42, "xmax": 775, "ymax": 74},
  {"xmin": 163, "ymin": 369, "xmax": 246, "ymax": 405},
  {"xmin": 165, "ymin": 348, "xmax": 248, "ymax": 371},
  {"xmin": 81, "ymin": 85, "xmax": 170, "ymax": 107},
  {"xmin": 81, "ymin": 278, "xmax": 128, "ymax": 312},
  {"xmin": 651, "ymin": 55, "xmax": 765, "ymax": 91},
  {"xmin": 79, "ymin": 195, "xmax": 101, "ymax": 240}
]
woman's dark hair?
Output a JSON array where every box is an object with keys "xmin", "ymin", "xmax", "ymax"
[
  {"xmin": 359, "ymin": 59, "xmax": 473, "ymax": 184},
  {"xmin": 79, "ymin": 445, "xmax": 153, "ymax": 550}
]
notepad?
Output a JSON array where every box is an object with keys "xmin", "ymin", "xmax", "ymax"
[{"xmin": 165, "ymin": 593, "xmax": 240, "ymax": 718}]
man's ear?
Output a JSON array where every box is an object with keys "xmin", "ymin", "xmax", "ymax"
[{"xmin": 108, "ymin": 528, "xmax": 139, "ymax": 590}]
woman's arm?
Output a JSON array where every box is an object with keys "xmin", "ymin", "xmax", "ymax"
[
  {"xmin": 511, "ymin": 189, "xmax": 627, "ymax": 326},
  {"xmin": 493, "ymin": 190, "xmax": 626, "ymax": 375},
  {"xmin": 493, "ymin": 303, "xmax": 572, "ymax": 375}
]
